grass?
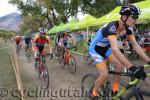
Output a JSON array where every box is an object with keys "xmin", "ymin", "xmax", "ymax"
[
  {"xmin": 0, "ymin": 42, "xmax": 18, "ymax": 100},
  {"xmin": 49, "ymin": 38, "xmax": 88, "ymax": 54},
  {"xmin": 72, "ymin": 39, "xmax": 88, "ymax": 54}
]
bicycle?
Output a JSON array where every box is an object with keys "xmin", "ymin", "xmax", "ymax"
[
  {"xmin": 25, "ymin": 45, "xmax": 32, "ymax": 62},
  {"xmin": 59, "ymin": 46, "xmax": 77, "ymax": 74},
  {"xmin": 35, "ymin": 53, "xmax": 49, "ymax": 89},
  {"xmin": 16, "ymin": 44, "xmax": 21, "ymax": 55},
  {"xmin": 51, "ymin": 45, "xmax": 62, "ymax": 60},
  {"xmin": 81, "ymin": 64, "xmax": 150, "ymax": 100},
  {"xmin": 84, "ymin": 50, "xmax": 93, "ymax": 65}
]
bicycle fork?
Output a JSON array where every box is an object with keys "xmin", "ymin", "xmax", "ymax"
[
  {"xmin": 134, "ymin": 87, "xmax": 144, "ymax": 100},
  {"xmin": 37, "ymin": 58, "xmax": 44, "ymax": 73}
]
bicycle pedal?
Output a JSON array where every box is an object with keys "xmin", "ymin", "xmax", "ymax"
[
  {"xmin": 89, "ymin": 94, "xmax": 101, "ymax": 100},
  {"xmin": 111, "ymin": 91, "xmax": 118, "ymax": 97}
]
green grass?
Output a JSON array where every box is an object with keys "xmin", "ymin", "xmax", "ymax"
[
  {"xmin": 50, "ymin": 38, "xmax": 88, "ymax": 54},
  {"xmin": 72, "ymin": 39, "xmax": 88, "ymax": 54},
  {"xmin": 0, "ymin": 42, "xmax": 18, "ymax": 100}
]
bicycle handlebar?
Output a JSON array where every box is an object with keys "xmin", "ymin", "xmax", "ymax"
[
  {"xmin": 108, "ymin": 70, "xmax": 133, "ymax": 77},
  {"xmin": 108, "ymin": 64, "xmax": 150, "ymax": 86}
]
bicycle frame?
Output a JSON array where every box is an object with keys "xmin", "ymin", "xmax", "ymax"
[
  {"xmin": 64, "ymin": 48, "xmax": 71, "ymax": 64},
  {"xmin": 109, "ymin": 64, "xmax": 150, "ymax": 99},
  {"xmin": 37, "ymin": 54, "xmax": 46, "ymax": 74},
  {"xmin": 16, "ymin": 44, "xmax": 21, "ymax": 54},
  {"xmin": 36, "ymin": 53, "xmax": 49, "ymax": 89},
  {"xmin": 81, "ymin": 64, "xmax": 150, "ymax": 100}
]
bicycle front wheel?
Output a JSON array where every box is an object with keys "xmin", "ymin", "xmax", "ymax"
[
  {"xmin": 26, "ymin": 49, "xmax": 31, "ymax": 62},
  {"xmin": 122, "ymin": 88, "xmax": 150, "ymax": 100},
  {"xmin": 40, "ymin": 64, "xmax": 49, "ymax": 89},
  {"xmin": 16, "ymin": 45, "xmax": 20, "ymax": 55},
  {"xmin": 68, "ymin": 56, "xmax": 76, "ymax": 74},
  {"xmin": 52, "ymin": 47, "xmax": 59, "ymax": 60},
  {"xmin": 83, "ymin": 50, "xmax": 88, "ymax": 60}
]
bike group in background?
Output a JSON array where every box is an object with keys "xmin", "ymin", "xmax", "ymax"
[{"xmin": 11, "ymin": 3, "xmax": 150, "ymax": 100}]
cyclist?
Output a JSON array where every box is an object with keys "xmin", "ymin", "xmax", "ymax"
[
  {"xmin": 55, "ymin": 32, "xmax": 62, "ymax": 47},
  {"xmin": 63, "ymin": 31, "xmax": 72, "ymax": 48},
  {"xmin": 24, "ymin": 34, "xmax": 32, "ymax": 52},
  {"xmin": 89, "ymin": 4, "xmax": 150, "ymax": 100},
  {"xmin": 63, "ymin": 30, "xmax": 74, "ymax": 63},
  {"xmin": 14, "ymin": 34, "xmax": 22, "ymax": 49},
  {"xmin": 58, "ymin": 29, "xmax": 74, "ymax": 62},
  {"xmin": 32, "ymin": 27, "xmax": 52, "ymax": 67}
]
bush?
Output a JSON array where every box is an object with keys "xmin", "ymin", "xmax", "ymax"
[{"xmin": 0, "ymin": 30, "xmax": 15, "ymax": 39}]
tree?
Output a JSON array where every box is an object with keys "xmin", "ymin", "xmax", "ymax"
[
  {"xmin": 9, "ymin": 0, "xmax": 53, "ymax": 27},
  {"xmin": 19, "ymin": 15, "xmax": 44, "ymax": 34},
  {"xmin": 9, "ymin": 0, "xmax": 145, "ymax": 30}
]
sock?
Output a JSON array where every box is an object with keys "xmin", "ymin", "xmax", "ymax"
[
  {"xmin": 112, "ymin": 82, "xmax": 119, "ymax": 93},
  {"xmin": 92, "ymin": 89, "xmax": 98, "ymax": 96}
]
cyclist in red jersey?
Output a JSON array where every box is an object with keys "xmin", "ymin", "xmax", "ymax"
[{"xmin": 32, "ymin": 27, "xmax": 52, "ymax": 67}]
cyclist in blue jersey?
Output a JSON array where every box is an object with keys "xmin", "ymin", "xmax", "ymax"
[
  {"xmin": 89, "ymin": 4, "xmax": 150, "ymax": 100},
  {"xmin": 24, "ymin": 34, "xmax": 32, "ymax": 52}
]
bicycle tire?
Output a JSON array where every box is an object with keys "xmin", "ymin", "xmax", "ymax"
[
  {"xmin": 81, "ymin": 73, "xmax": 97, "ymax": 98},
  {"xmin": 86, "ymin": 54, "xmax": 93, "ymax": 65},
  {"xmin": 68, "ymin": 56, "xmax": 77, "ymax": 74},
  {"xmin": 52, "ymin": 47, "xmax": 58, "ymax": 60},
  {"xmin": 58, "ymin": 48, "xmax": 64, "ymax": 64},
  {"xmin": 49, "ymin": 53, "xmax": 53, "ymax": 60},
  {"xmin": 81, "ymin": 73, "xmax": 125, "ymax": 100},
  {"xmin": 83, "ymin": 50, "xmax": 88, "ymax": 60},
  {"xmin": 122, "ymin": 87, "xmax": 150, "ymax": 100},
  {"xmin": 40, "ymin": 64, "xmax": 49, "ymax": 89},
  {"xmin": 16, "ymin": 45, "xmax": 20, "ymax": 55},
  {"xmin": 26, "ymin": 49, "xmax": 31, "ymax": 62},
  {"xmin": 84, "ymin": 50, "xmax": 93, "ymax": 65}
]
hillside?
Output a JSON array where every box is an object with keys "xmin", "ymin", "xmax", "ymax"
[{"xmin": 0, "ymin": 12, "xmax": 22, "ymax": 32}]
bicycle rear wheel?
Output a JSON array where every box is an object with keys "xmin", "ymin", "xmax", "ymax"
[
  {"xmin": 52, "ymin": 47, "xmax": 59, "ymax": 60},
  {"xmin": 16, "ymin": 45, "xmax": 20, "ymax": 55},
  {"xmin": 68, "ymin": 56, "xmax": 76, "ymax": 74},
  {"xmin": 26, "ymin": 49, "xmax": 31, "ymax": 62},
  {"xmin": 40, "ymin": 64, "xmax": 49, "ymax": 89}
]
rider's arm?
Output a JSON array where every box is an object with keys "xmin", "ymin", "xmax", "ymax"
[
  {"xmin": 108, "ymin": 35, "xmax": 133, "ymax": 68},
  {"xmin": 32, "ymin": 35, "xmax": 39, "ymax": 53},
  {"xmin": 128, "ymin": 34, "xmax": 150, "ymax": 62}
]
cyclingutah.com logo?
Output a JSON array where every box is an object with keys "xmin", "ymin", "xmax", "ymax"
[{"xmin": 0, "ymin": 86, "xmax": 90, "ymax": 99}]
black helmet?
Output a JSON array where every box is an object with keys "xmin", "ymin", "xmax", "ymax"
[{"xmin": 119, "ymin": 4, "xmax": 141, "ymax": 16}]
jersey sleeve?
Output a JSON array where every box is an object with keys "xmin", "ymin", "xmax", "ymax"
[
  {"xmin": 45, "ymin": 35, "xmax": 50, "ymax": 44},
  {"xmin": 126, "ymin": 27, "xmax": 134, "ymax": 36},
  {"xmin": 33, "ymin": 34, "xmax": 40, "ymax": 42},
  {"xmin": 103, "ymin": 22, "xmax": 117, "ymax": 37}
]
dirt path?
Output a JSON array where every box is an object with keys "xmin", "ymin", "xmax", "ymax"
[
  {"xmin": 10, "ymin": 41, "xmax": 150, "ymax": 100},
  {"xmin": 14, "ymin": 42, "xmax": 97, "ymax": 100}
]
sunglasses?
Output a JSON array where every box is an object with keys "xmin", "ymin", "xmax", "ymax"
[{"xmin": 131, "ymin": 15, "xmax": 139, "ymax": 19}]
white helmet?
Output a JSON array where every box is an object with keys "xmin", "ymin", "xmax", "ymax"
[{"xmin": 38, "ymin": 27, "xmax": 47, "ymax": 34}]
